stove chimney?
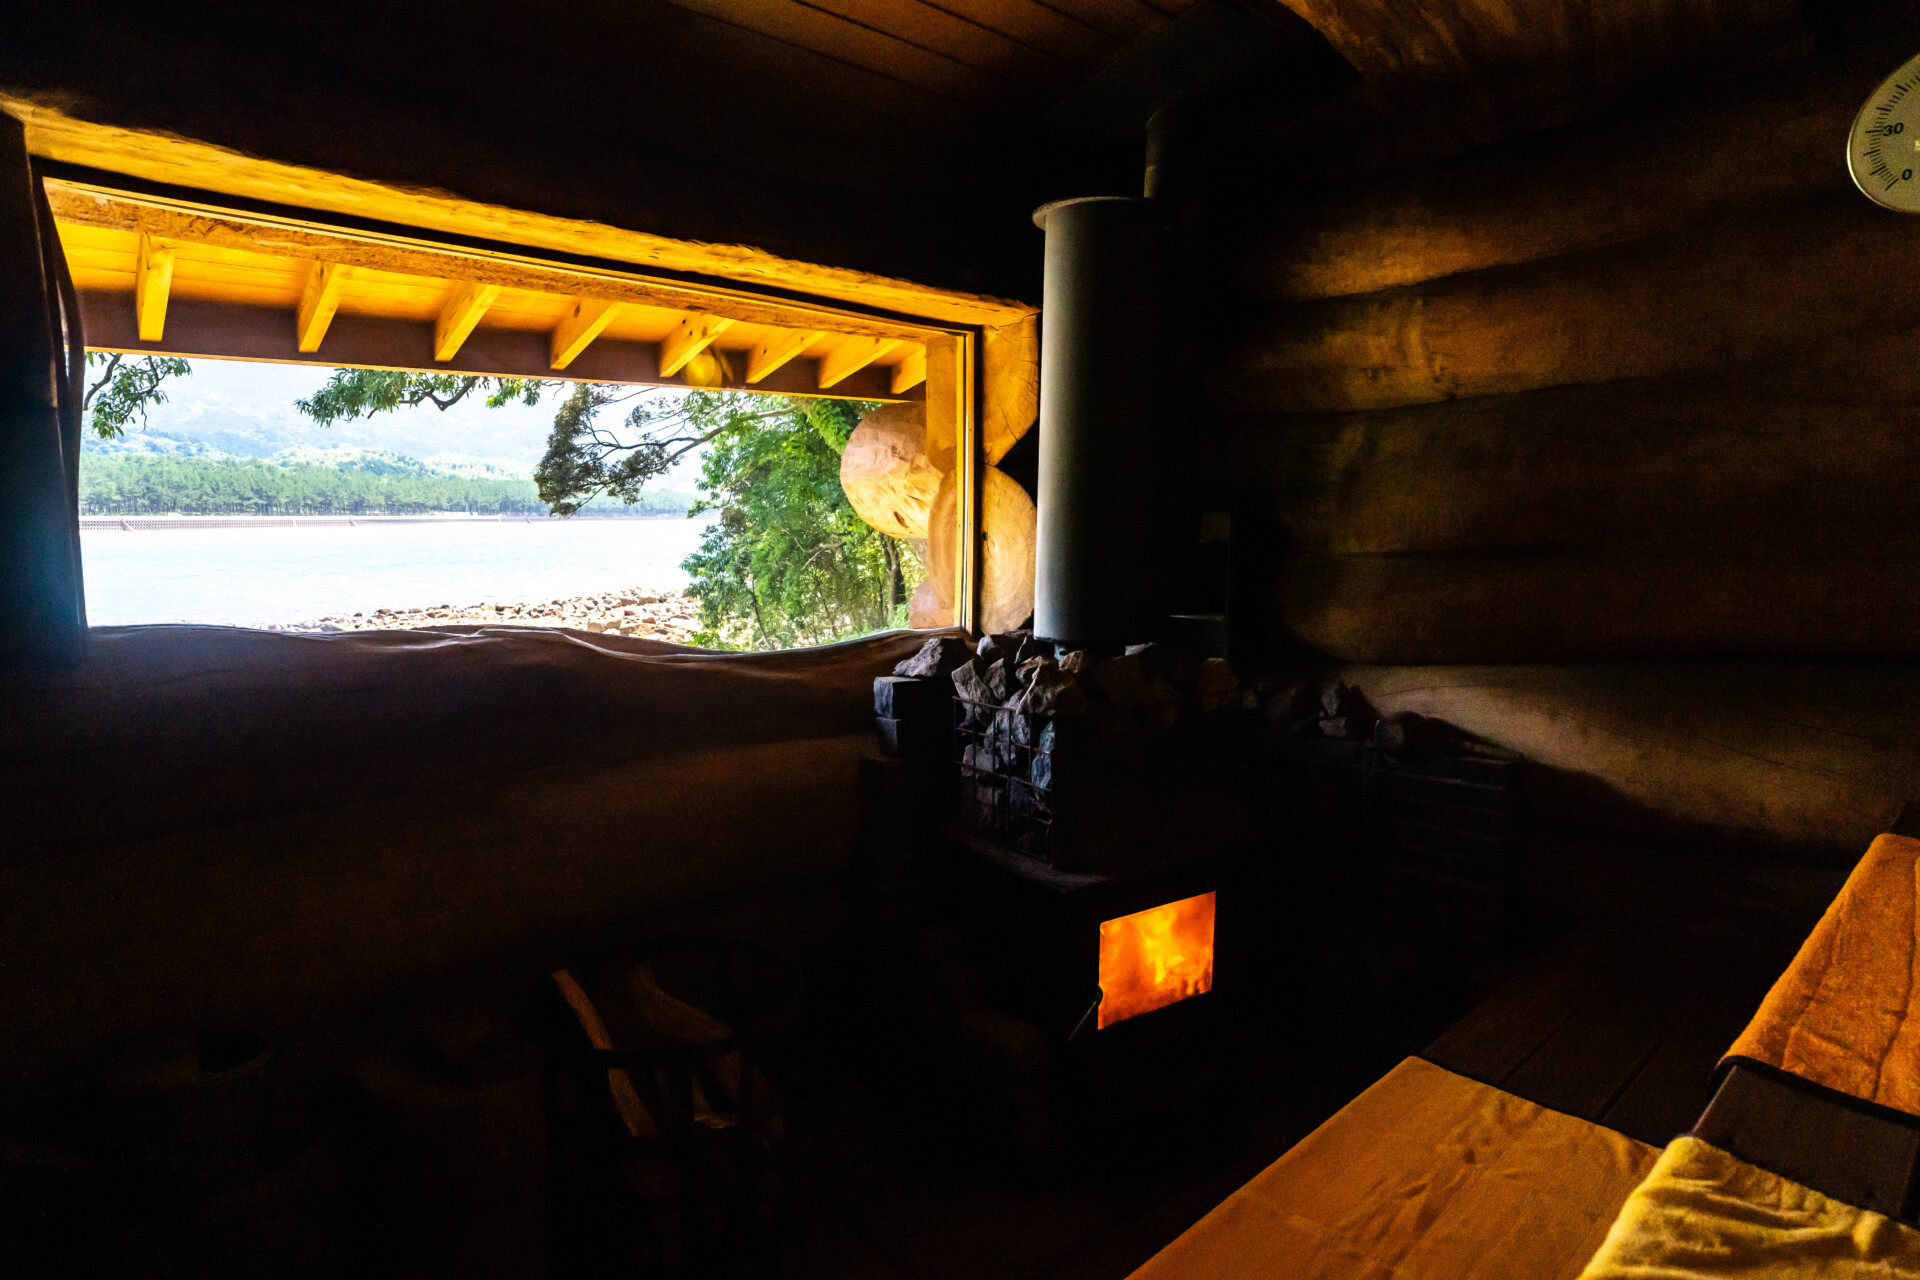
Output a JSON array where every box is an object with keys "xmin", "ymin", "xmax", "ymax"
[{"xmin": 1030, "ymin": 195, "xmax": 1167, "ymax": 649}]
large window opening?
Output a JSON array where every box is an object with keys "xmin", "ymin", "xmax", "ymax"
[
  {"xmin": 76, "ymin": 357, "xmax": 936, "ymax": 648},
  {"xmin": 42, "ymin": 166, "xmax": 1030, "ymax": 648}
]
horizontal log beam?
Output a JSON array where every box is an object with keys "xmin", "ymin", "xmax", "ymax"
[
  {"xmin": 1284, "ymin": 552, "xmax": 1920, "ymax": 664},
  {"xmin": 1213, "ymin": 192, "xmax": 1920, "ymax": 414},
  {"xmin": 77, "ymin": 291, "xmax": 921, "ymax": 403},
  {"xmin": 1225, "ymin": 380, "xmax": 1920, "ymax": 557},
  {"xmin": 1232, "ymin": 24, "xmax": 1862, "ymax": 300},
  {"xmin": 1341, "ymin": 660, "xmax": 1920, "ymax": 856}
]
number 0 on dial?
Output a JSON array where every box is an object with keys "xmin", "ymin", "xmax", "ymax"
[{"xmin": 1851, "ymin": 53, "xmax": 1920, "ymax": 211}]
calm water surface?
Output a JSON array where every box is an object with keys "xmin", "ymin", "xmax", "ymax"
[{"xmin": 82, "ymin": 516, "xmax": 714, "ymax": 626}]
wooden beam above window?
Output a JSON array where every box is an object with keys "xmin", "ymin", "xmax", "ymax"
[
  {"xmin": 550, "ymin": 297, "xmax": 620, "ymax": 369},
  {"xmin": 890, "ymin": 346, "xmax": 927, "ymax": 394},
  {"xmin": 746, "ymin": 328, "xmax": 823, "ymax": 384},
  {"xmin": 819, "ymin": 335, "xmax": 905, "ymax": 389},
  {"xmin": 295, "ymin": 261, "xmax": 351, "ymax": 353},
  {"xmin": 133, "ymin": 232, "xmax": 172, "ymax": 341},
  {"xmin": 434, "ymin": 281, "xmax": 501, "ymax": 362},
  {"xmin": 659, "ymin": 313, "xmax": 735, "ymax": 378}
]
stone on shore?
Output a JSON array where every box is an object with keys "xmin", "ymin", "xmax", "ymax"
[{"xmin": 264, "ymin": 587, "xmax": 703, "ymax": 644}]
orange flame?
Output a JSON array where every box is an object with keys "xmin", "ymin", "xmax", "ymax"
[{"xmin": 1097, "ymin": 891, "xmax": 1215, "ymax": 1029}]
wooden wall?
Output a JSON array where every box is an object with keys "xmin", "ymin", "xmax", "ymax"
[
  {"xmin": 1204, "ymin": 39, "xmax": 1920, "ymax": 666},
  {"xmin": 1196, "ymin": 36, "xmax": 1920, "ymax": 858}
]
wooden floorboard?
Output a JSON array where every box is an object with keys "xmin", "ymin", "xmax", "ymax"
[
  {"xmin": 1500, "ymin": 938, "xmax": 1705, "ymax": 1122},
  {"xmin": 1420, "ymin": 926, "xmax": 1632, "ymax": 1086},
  {"xmin": 1599, "ymin": 956, "xmax": 1782, "ymax": 1146}
]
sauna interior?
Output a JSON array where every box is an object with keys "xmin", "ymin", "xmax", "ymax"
[{"xmin": 9, "ymin": 0, "xmax": 1920, "ymax": 1276}]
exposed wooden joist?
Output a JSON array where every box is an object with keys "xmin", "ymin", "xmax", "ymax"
[
  {"xmin": 433, "ymin": 281, "xmax": 501, "ymax": 362},
  {"xmin": 745, "ymin": 328, "xmax": 823, "ymax": 383},
  {"xmin": 550, "ymin": 297, "xmax": 620, "ymax": 370},
  {"xmin": 75, "ymin": 290, "xmax": 922, "ymax": 404},
  {"xmin": 294, "ymin": 261, "xmax": 351, "ymax": 353},
  {"xmin": 23, "ymin": 105, "xmax": 1037, "ymax": 330},
  {"xmin": 890, "ymin": 346, "xmax": 928, "ymax": 394},
  {"xmin": 133, "ymin": 231, "xmax": 172, "ymax": 341},
  {"xmin": 819, "ymin": 335, "xmax": 906, "ymax": 389},
  {"xmin": 659, "ymin": 313, "xmax": 735, "ymax": 378},
  {"xmin": 48, "ymin": 185, "xmax": 981, "ymax": 345}
]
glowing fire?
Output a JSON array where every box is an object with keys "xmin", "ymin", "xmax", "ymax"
[{"xmin": 1097, "ymin": 891, "xmax": 1216, "ymax": 1029}]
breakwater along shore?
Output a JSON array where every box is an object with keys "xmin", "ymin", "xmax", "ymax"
[{"xmin": 265, "ymin": 587, "xmax": 702, "ymax": 642}]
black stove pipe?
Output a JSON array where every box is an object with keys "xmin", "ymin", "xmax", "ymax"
[{"xmin": 1031, "ymin": 195, "xmax": 1167, "ymax": 649}]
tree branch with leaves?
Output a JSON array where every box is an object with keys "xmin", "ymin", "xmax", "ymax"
[{"xmin": 82, "ymin": 352, "xmax": 194, "ymax": 439}]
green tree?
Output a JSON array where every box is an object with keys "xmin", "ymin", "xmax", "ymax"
[
  {"xmin": 677, "ymin": 398, "xmax": 906, "ymax": 649},
  {"xmin": 82, "ymin": 352, "xmax": 193, "ymax": 438},
  {"xmin": 534, "ymin": 387, "xmax": 911, "ymax": 649},
  {"xmin": 296, "ymin": 370, "xmax": 548, "ymax": 424}
]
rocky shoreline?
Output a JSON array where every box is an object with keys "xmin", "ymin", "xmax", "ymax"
[{"xmin": 266, "ymin": 587, "xmax": 702, "ymax": 641}]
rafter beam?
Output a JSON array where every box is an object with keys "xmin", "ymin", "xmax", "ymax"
[
  {"xmin": 550, "ymin": 297, "xmax": 620, "ymax": 370},
  {"xmin": 890, "ymin": 346, "xmax": 928, "ymax": 395},
  {"xmin": 133, "ymin": 232, "xmax": 173, "ymax": 341},
  {"xmin": 659, "ymin": 313, "xmax": 735, "ymax": 378},
  {"xmin": 819, "ymin": 336, "xmax": 906, "ymax": 390},
  {"xmin": 434, "ymin": 281, "xmax": 501, "ymax": 362},
  {"xmin": 295, "ymin": 261, "xmax": 351, "ymax": 353},
  {"xmin": 745, "ymin": 328, "xmax": 823, "ymax": 384}
]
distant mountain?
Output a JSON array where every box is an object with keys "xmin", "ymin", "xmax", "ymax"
[{"xmin": 85, "ymin": 432, "xmax": 233, "ymax": 460}]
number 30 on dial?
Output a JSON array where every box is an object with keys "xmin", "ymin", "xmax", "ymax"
[{"xmin": 1851, "ymin": 52, "xmax": 1920, "ymax": 211}]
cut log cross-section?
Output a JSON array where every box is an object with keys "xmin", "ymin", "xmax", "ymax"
[
  {"xmin": 295, "ymin": 261, "xmax": 351, "ymax": 353},
  {"xmin": 928, "ymin": 466, "xmax": 1036, "ymax": 634},
  {"xmin": 840, "ymin": 403, "xmax": 940, "ymax": 539},
  {"xmin": 434, "ymin": 281, "xmax": 500, "ymax": 362},
  {"xmin": 133, "ymin": 232, "xmax": 173, "ymax": 342},
  {"xmin": 550, "ymin": 297, "xmax": 620, "ymax": 370},
  {"xmin": 819, "ymin": 335, "xmax": 905, "ymax": 389},
  {"xmin": 659, "ymin": 313, "xmax": 734, "ymax": 378}
]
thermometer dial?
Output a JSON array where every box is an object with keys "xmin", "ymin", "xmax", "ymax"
[{"xmin": 1851, "ymin": 52, "xmax": 1920, "ymax": 211}]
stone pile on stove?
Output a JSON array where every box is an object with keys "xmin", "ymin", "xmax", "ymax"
[{"xmin": 873, "ymin": 632, "xmax": 1273, "ymax": 861}]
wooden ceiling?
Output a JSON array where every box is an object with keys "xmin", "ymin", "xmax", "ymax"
[
  {"xmin": 660, "ymin": 0, "xmax": 1201, "ymax": 107},
  {"xmin": 0, "ymin": 0, "xmax": 1842, "ymax": 313}
]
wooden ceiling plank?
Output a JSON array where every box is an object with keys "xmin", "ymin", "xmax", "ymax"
[
  {"xmin": 1039, "ymin": 0, "xmax": 1173, "ymax": 43},
  {"xmin": 550, "ymin": 297, "xmax": 621, "ymax": 369},
  {"xmin": 659, "ymin": 0, "xmax": 1016, "ymax": 106},
  {"xmin": 891, "ymin": 345, "xmax": 929, "ymax": 394},
  {"xmin": 746, "ymin": 327, "xmax": 826, "ymax": 383},
  {"xmin": 797, "ymin": 0, "xmax": 1069, "ymax": 85},
  {"xmin": 294, "ymin": 260, "xmax": 350, "ymax": 353},
  {"xmin": 820, "ymin": 335, "xmax": 906, "ymax": 388},
  {"xmin": 659, "ymin": 313, "xmax": 737, "ymax": 377},
  {"xmin": 926, "ymin": 0, "xmax": 1127, "ymax": 68},
  {"xmin": 134, "ymin": 231, "xmax": 174, "ymax": 341},
  {"xmin": 434, "ymin": 281, "xmax": 502, "ymax": 361}
]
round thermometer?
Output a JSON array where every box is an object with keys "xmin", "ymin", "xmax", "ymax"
[{"xmin": 1851, "ymin": 52, "xmax": 1920, "ymax": 211}]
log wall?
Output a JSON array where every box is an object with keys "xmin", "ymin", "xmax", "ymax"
[
  {"xmin": 1202, "ymin": 35, "xmax": 1920, "ymax": 858},
  {"xmin": 1205, "ymin": 38, "xmax": 1920, "ymax": 666}
]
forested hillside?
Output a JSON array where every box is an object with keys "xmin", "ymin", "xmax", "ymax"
[{"xmin": 79, "ymin": 454, "xmax": 693, "ymax": 517}]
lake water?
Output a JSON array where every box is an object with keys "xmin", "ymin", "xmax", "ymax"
[{"xmin": 81, "ymin": 516, "xmax": 715, "ymax": 627}]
